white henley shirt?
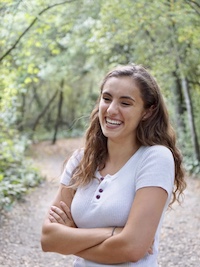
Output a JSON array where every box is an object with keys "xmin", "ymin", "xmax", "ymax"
[{"xmin": 60, "ymin": 145, "xmax": 175, "ymax": 267}]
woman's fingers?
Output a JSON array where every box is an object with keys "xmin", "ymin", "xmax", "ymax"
[
  {"xmin": 49, "ymin": 214, "xmax": 58, "ymax": 223},
  {"xmin": 50, "ymin": 206, "xmax": 67, "ymax": 224},
  {"xmin": 60, "ymin": 201, "xmax": 73, "ymax": 221},
  {"xmin": 147, "ymin": 240, "xmax": 154, "ymax": 254},
  {"xmin": 60, "ymin": 201, "xmax": 77, "ymax": 227},
  {"xmin": 48, "ymin": 203, "xmax": 76, "ymax": 227},
  {"xmin": 147, "ymin": 246, "xmax": 153, "ymax": 255}
]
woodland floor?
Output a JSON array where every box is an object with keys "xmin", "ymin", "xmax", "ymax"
[{"xmin": 0, "ymin": 137, "xmax": 200, "ymax": 267}]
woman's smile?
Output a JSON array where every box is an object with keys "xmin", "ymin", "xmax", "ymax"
[{"xmin": 105, "ymin": 117, "xmax": 123, "ymax": 127}]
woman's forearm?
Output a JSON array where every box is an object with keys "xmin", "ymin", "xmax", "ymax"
[
  {"xmin": 75, "ymin": 229, "xmax": 153, "ymax": 264},
  {"xmin": 75, "ymin": 234, "xmax": 130, "ymax": 264},
  {"xmin": 75, "ymin": 228, "xmax": 133, "ymax": 264},
  {"xmin": 41, "ymin": 219, "xmax": 112, "ymax": 255}
]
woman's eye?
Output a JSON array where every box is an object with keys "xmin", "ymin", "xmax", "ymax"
[
  {"xmin": 103, "ymin": 97, "xmax": 111, "ymax": 102},
  {"xmin": 121, "ymin": 102, "xmax": 130, "ymax": 106}
]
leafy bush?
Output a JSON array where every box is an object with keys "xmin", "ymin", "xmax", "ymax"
[
  {"xmin": 0, "ymin": 123, "xmax": 42, "ymax": 210},
  {"xmin": 184, "ymin": 156, "xmax": 200, "ymax": 176}
]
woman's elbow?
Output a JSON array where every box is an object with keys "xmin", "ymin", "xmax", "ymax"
[
  {"xmin": 129, "ymin": 253, "xmax": 144, "ymax": 263},
  {"xmin": 40, "ymin": 223, "xmax": 54, "ymax": 252},
  {"xmin": 124, "ymin": 244, "xmax": 147, "ymax": 263},
  {"xmin": 41, "ymin": 235, "xmax": 50, "ymax": 252}
]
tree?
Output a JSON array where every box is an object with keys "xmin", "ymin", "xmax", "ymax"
[
  {"xmin": 0, "ymin": 0, "xmax": 199, "ymax": 174},
  {"xmin": 87, "ymin": 0, "xmax": 200, "ymax": 167}
]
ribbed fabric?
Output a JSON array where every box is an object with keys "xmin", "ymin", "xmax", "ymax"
[{"xmin": 60, "ymin": 145, "xmax": 175, "ymax": 267}]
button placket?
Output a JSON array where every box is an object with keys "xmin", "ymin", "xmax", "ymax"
[{"xmin": 95, "ymin": 177, "xmax": 105, "ymax": 200}]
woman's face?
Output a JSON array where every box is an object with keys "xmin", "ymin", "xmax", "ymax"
[{"xmin": 99, "ymin": 76, "xmax": 147, "ymax": 144}]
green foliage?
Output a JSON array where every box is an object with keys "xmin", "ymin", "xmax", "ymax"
[
  {"xmin": 88, "ymin": 0, "xmax": 200, "ymax": 171},
  {"xmin": 0, "ymin": 123, "xmax": 42, "ymax": 210},
  {"xmin": 184, "ymin": 157, "xmax": 200, "ymax": 176},
  {"xmin": 0, "ymin": 0, "xmax": 101, "ymax": 139},
  {"xmin": 0, "ymin": 0, "xmax": 199, "ymax": 179}
]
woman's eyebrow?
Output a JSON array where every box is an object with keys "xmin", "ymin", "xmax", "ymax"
[
  {"xmin": 102, "ymin": 91, "xmax": 111, "ymax": 96},
  {"xmin": 102, "ymin": 91, "xmax": 135, "ymax": 102},
  {"xmin": 120, "ymin": 96, "xmax": 135, "ymax": 102}
]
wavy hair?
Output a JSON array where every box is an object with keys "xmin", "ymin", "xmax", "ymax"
[{"xmin": 70, "ymin": 64, "xmax": 186, "ymax": 205}]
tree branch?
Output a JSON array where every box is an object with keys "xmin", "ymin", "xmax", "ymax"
[
  {"xmin": 0, "ymin": 0, "xmax": 76, "ymax": 62},
  {"xmin": 189, "ymin": 0, "xmax": 200, "ymax": 9},
  {"xmin": 185, "ymin": 0, "xmax": 200, "ymax": 15},
  {"xmin": 188, "ymin": 80, "xmax": 200, "ymax": 86},
  {"xmin": 32, "ymin": 89, "xmax": 59, "ymax": 132}
]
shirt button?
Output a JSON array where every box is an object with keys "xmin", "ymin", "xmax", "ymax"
[
  {"xmin": 99, "ymin": 189, "xmax": 103, "ymax": 193},
  {"xmin": 100, "ymin": 177, "xmax": 104, "ymax": 181},
  {"xmin": 96, "ymin": 195, "xmax": 100, "ymax": 199}
]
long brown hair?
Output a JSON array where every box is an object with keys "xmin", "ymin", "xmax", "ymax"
[{"xmin": 70, "ymin": 64, "xmax": 186, "ymax": 205}]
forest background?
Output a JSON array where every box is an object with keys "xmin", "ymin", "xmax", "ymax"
[{"xmin": 0, "ymin": 0, "xmax": 200, "ymax": 209}]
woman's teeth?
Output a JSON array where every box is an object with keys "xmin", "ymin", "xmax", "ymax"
[{"xmin": 106, "ymin": 118, "xmax": 121, "ymax": 125}]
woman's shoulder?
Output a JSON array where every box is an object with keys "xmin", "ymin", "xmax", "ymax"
[
  {"xmin": 63, "ymin": 148, "xmax": 84, "ymax": 170},
  {"xmin": 60, "ymin": 148, "xmax": 84, "ymax": 185},
  {"xmin": 70, "ymin": 147, "xmax": 84, "ymax": 161},
  {"xmin": 141, "ymin": 144, "xmax": 172, "ymax": 154},
  {"xmin": 140, "ymin": 145, "xmax": 174, "ymax": 162}
]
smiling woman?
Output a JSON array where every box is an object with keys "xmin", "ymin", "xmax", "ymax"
[
  {"xmin": 99, "ymin": 76, "xmax": 147, "ymax": 144},
  {"xmin": 41, "ymin": 64, "xmax": 186, "ymax": 267}
]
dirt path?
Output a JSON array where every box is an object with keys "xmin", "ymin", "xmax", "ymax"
[{"xmin": 0, "ymin": 138, "xmax": 200, "ymax": 267}]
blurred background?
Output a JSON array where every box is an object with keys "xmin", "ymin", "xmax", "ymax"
[
  {"xmin": 1, "ymin": 1, "xmax": 200, "ymax": 266},
  {"xmin": 0, "ymin": 0, "xmax": 200, "ymax": 208}
]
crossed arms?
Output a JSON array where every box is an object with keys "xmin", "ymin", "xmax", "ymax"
[{"xmin": 41, "ymin": 184, "xmax": 167, "ymax": 264}]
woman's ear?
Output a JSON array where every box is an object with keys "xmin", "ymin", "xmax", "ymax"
[{"xmin": 142, "ymin": 105, "xmax": 155, "ymax": 121}]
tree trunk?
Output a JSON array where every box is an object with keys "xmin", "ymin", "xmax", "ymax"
[
  {"xmin": 52, "ymin": 80, "xmax": 64, "ymax": 144},
  {"xmin": 181, "ymin": 75, "xmax": 200, "ymax": 163},
  {"xmin": 32, "ymin": 89, "xmax": 59, "ymax": 132},
  {"xmin": 33, "ymin": 86, "xmax": 43, "ymax": 109},
  {"xmin": 17, "ymin": 92, "xmax": 26, "ymax": 131},
  {"xmin": 172, "ymin": 71, "xmax": 186, "ymax": 134},
  {"xmin": 167, "ymin": 8, "xmax": 200, "ymax": 164}
]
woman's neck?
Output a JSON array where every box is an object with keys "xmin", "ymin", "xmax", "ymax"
[{"xmin": 100, "ymin": 139, "xmax": 140, "ymax": 176}]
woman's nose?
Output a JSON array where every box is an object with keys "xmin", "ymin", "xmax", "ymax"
[{"xmin": 107, "ymin": 101, "xmax": 118, "ymax": 115}]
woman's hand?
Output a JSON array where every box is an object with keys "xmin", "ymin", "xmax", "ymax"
[
  {"xmin": 147, "ymin": 240, "xmax": 154, "ymax": 255},
  {"xmin": 49, "ymin": 201, "xmax": 76, "ymax": 228}
]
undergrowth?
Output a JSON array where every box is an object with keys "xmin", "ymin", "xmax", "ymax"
[{"xmin": 0, "ymin": 125, "xmax": 42, "ymax": 211}]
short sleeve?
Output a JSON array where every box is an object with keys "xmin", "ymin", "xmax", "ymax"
[
  {"xmin": 60, "ymin": 149, "xmax": 84, "ymax": 186},
  {"xmin": 135, "ymin": 145, "xmax": 175, "ymax": 197}
]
